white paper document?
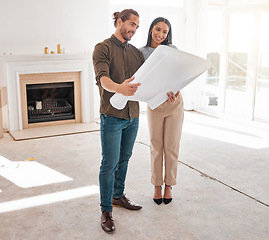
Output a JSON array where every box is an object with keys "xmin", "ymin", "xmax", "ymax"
[{"xmin": 110, "ymin": 45, "xmax": 211, "ymax": 110}]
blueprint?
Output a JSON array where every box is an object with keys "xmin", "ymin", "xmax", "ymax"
[{"xmin": 110, "ymin": 45, "xmax": 211, "ymax": 110}]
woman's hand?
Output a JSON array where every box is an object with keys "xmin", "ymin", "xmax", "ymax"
[{"xmin": 166, "ymin": 91, "xmax": 179, "ymax": 103}]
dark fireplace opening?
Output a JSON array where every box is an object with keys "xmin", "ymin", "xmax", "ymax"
[{"xmin": 26, "ymin": 82, "xmax": 75, "ymax": 123}]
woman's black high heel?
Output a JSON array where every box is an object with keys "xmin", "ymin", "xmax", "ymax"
[
  {"xmin": 153, "ymin": 186, "xmax": 162, "ymax": 205},
  {"xmin": 163, "ymin": 184, "xmax": 172, "ymax": 205},
  {"xmin": 153, "ymin": 198, "xmax": 162, "ymax": 205}
]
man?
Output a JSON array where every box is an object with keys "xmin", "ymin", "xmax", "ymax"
[{"xmin": 92, "ymin": 9, "xmax": 144, "ymax": 233}]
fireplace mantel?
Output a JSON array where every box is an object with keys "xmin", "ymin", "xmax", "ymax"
[
  {"xmin": 0, "ymin": 53, "xmax": 94, "ymax": 132},
  {"xmin": 0, "ymin": 53, "xmax": 91, "ymax": 62}
]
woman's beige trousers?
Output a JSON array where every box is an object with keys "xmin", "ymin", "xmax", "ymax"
[{"xmin": 147, "ymin": 93, "xmax": 184, "ymax": 186}]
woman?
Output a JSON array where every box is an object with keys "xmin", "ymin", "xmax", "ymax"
[{"xmin": 140, "ymin": 17, "xmax": 184, "ymax": 205}]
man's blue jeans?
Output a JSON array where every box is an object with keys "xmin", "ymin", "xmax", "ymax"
[{"xmin": 99, "ymin": 114, "xmax": 139, "ymax": 212}]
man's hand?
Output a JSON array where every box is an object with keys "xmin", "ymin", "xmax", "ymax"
[
  {"xmin": 166, "ymin": 91, "xmax": 179, "ymax": 103},
  {"xmin": 116, "ymin": 77, "xmax": 141, "ymax": 96},
  {"xmin": 100, "ymin": 76, "xmax": 141, "ymax": 95}
]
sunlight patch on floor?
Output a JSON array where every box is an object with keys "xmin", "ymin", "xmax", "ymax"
[
  {"xmin": 183, "ymin": 121, "xmax": 269, "ymax": 149},
  {"xmin": 0, "ymin": 185, "xmax": 99, "ymax": 213},
  {"xmin": 0, "ymin": 155, "xmax": 72, "ymax": 188},
  {"xmin": 182, "ymin": 112, "xmax": 269, "ymax": 149}
]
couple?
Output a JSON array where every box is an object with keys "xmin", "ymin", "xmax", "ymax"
[{"xmin": 92, "ymin": 9, "xmax": 184, "ymax": 233}]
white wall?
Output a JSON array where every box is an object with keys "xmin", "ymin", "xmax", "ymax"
[
  {"xmin": 0, "ymin": 0, "xmax": 110, "ymax": 122},
  {"xmin": 0, "ymin": 0, "xmax": 109, "ymax": 55}
]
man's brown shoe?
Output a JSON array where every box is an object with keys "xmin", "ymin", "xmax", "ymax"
[
  {"xmin": 112, "ymin": 195, "xmax": 142, "ymax": 210},
  {"xmin": 101, "ymin": 211, "xmax": 115, "ymax": 233}
]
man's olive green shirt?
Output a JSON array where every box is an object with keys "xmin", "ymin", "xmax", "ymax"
[{"xmin": 92, "ymin": 35, "xmax": 144, "ymax": 119}]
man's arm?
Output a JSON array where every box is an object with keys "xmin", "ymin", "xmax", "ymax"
[
  {"xmin": 93, "ymin": 43, "xmax": 140, "ymax": 96},
  {"xmin": 100, "ymin": 76, "xmax": 141, "ymax": 96}
]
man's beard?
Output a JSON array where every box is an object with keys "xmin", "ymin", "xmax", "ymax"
[{"xmin": 120, "ymin": 27, "xmax": 134, "ymax": 41}]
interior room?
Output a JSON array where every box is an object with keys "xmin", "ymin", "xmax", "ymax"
[{"xmin": 0, "ymin": 0, "xmax": 269, "ymax": 239}]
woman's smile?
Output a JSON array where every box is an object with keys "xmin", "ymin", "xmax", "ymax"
[
  {"xmin": 154, "ymin": 35, "xmax": 164, "ymax": 41},
  {"xmin": 150, "ymin": 21, "xmax": 169, "ymax": 48}
]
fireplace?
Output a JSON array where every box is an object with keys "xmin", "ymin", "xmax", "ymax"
[
  {"xmin": 26, "ymin": 82, "xmax": 75, "ymax": 123},
  {"xmin": 20, "ymin": 72, "xmax": 82, "ymax": 129},
  {"xmin": 0, "ymin": 53, "xmax": 95, "ymax": 133}
]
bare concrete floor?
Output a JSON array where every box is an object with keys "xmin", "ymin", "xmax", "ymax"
[{"xmin": 0, "ymin": 111, "xmax": 269, "ymax": 240}]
